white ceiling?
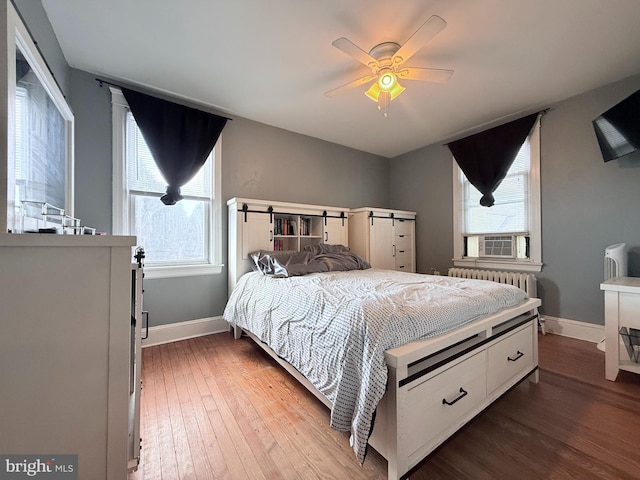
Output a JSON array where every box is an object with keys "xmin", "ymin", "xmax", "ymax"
[{"xmin": 42, "ymin": 0, "xmax": 640, "ymax": 158}]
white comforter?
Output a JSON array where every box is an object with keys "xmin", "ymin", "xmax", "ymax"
[{"xmin": 223, "ymin": 269, "xmax": 527, "ymax": 463}]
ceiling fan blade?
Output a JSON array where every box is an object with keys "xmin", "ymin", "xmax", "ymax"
[
  {"xmin": 325, "ymin": 74, "xmax": 377, "ymax": 97},
  {"xmin": 397, "ymin": 67, "xmax": 453, "ymax": 83},
  {"xmin": 332, "ymin": 37, "xmax": 379, "ymax": 68},
  {"xmin": 392, "ymin": 15, "xmax": 447, "ymax": 65}
]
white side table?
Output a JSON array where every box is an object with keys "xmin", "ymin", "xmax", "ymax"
[{"xmin": 600, "ymin": 277, "xmax": 640, "ymax": 381}]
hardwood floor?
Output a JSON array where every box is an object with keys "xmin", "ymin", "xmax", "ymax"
[{"xmin": 129, "ymin": 332, "xmax": 640, "ymax": 480}]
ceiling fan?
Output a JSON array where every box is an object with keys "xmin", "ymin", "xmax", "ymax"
[{"xmin": 325, "ymin": 15, "xmax": 453, "ymax": 116}]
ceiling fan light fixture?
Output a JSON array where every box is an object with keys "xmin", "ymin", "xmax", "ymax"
[
  {"xmin": 365, "ymin": 76, "xmax": 405, "ymax": 103},
  {"xmin": 378, "ymin": 70, "xmax": 397, "ymax": 91},
  {"xmin": 327, "ymin": 14, "xmax": 452, "ymax": 113}
]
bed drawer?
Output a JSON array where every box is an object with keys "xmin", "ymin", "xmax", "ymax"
[
  {"xmin": 402, "ymin": 351, "xmax": 486, "ymax": 457},
  {"xmin": 487, "ymin": 323, "xmax": 534, "ymax": 394}
]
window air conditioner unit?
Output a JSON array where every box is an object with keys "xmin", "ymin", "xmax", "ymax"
[{"xmin": 478, "ymin": 234, "xmax": 516, "ymax": 258}]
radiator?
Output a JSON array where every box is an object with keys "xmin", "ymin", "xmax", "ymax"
[{"xmin": 448, "ymin": 268, "xmax": 537, "ymax": 298}]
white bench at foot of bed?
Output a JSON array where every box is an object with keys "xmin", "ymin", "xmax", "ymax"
[{"xmin": 231, "ymin": 298, "xmax": 540, "ymax": 480}]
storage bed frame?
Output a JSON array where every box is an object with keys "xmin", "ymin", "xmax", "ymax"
[{"xmin": 226, "ymin": 198, "xmax": 542, "ymax": 480}]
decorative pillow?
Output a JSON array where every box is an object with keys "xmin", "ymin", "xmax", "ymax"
[
  {"xmin": 249, "ymin": 250, "xmax": 313, "ymax": 277},
  {"xmin": 303, "ymin": 244, "xmax": 350, "ymax": 255},
  {"xmin": 313, "ymin": 251, "xmax": 371, "ymax": 272}
]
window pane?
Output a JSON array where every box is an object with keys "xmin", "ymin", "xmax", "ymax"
[
  {"xmin": 126, "ymin": 114, "xmax": 164, "ymax": 194},
  {"xmin": 132, "ymin": 195, "xmax": 208, "ymax": 264},
  {"xmin": 15, "ymin": 47, "xmax": 67, "ymax": 208},
  {"xmin": 463, "ymin": 140, "xmax": 529, "ymax": 234},
  {"xmin": 126, "ymin": 112, "xmax": 211, "ymax": 197}
]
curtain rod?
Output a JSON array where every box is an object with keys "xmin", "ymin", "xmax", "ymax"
[{"xmin": 95, "ymin": 77, "xmax": 233, "ymax": 121}]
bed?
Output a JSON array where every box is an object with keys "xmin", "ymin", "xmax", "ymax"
[{"xmin": 224, "ymin": 242, "xmax": 541, "ymax": 479}]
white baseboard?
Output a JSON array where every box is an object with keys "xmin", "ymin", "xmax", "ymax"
[
  {"xmin": 141, "ymin": 316, "xmax": 228, "ymax": 348},
  {"xmin": 141, "ymin": 314, "xmax": 605, "ymax": 348},
  {"xmin": 542, "ymin": 315, "xmax": 604, "ymax": 343}
]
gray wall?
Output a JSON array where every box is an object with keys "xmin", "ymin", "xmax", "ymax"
[
  {"xmin": 390, "ymin": 74, "xmax": 640, "ymax": 325},
  {"xmin": 69, "ymin": 70, "xmax": 112, "ymax": 231},
  {"xmin": 390, "ymin": 142, "xmax": 453, "ymax": 276},
  {"xmin": 222, "ymin": 116, "xmax": 390, "ymax": 208}
]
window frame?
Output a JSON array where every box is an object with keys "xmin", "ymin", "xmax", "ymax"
[
  {"xmin": 452, "ymin": 116, "xmax": 542, "ymax": 273},
  {"xmin": 111, "ymin": 87, "xmax": 223, "ymax": 278}
]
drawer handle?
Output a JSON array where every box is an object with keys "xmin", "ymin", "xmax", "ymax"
[
  {"xmin": 507, "ymin": 351, "xmax": 524, "ymax": 362},
  {"xmin": 442, "ymin": 387, "xmax": 468, "ymax": 406}
]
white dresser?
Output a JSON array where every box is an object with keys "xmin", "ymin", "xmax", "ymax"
[
  {"xmin": 600, "ymin": 277, "xmax": 640, "ymax": 381},
  {"xmin": 0, "ymin": 234, "xmax": 142, "ymax": 479},
  {"xmin": 349, "ymin": 207, "xmax": 416, "ymax": 272}
]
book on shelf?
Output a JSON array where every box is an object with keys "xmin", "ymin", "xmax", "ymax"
[
  {"xmin": 300, "ymin": 217, "xmax": 311, "ymax": 236},
  {"xmin": 275, "ymin": 217, "xmax": 297, "ymax": 236}
]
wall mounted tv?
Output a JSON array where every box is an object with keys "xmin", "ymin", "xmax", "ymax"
[{"xmin": 592, "ymin": 89, "xmax": 640, "ymax": 162}]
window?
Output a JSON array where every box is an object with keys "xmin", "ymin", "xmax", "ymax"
[
  {"xmin": 452, "ymin": 117, "xmax": 542, "ymax": 272},
  {"xmin": 112, "ymin": 88, "xmax": 222, "ymax": 278},
  {"xmin": 6, "ymin": 3, "xmax": 74, "ymax": 233}
]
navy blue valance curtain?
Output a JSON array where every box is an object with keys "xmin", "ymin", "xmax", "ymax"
[
  {"xmin": 122, "ymin": 88, "xmax": 228, "ymax": 205},
  {"xmin": 446, "ymin": 113, "xmax": 538, "ymax": 207}
]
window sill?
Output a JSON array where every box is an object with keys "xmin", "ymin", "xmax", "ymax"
[
  {"xmin": 452, "ymin": 258, "xmax": 542, "ymax": 273},
  {"xmin": 144, "ymin": 263, "xmax": 224, "ymax": 279}
]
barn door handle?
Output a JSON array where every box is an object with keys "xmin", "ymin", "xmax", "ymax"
[
  {"xmin": 442, "ymin": 387, "xmax": 468, "ymax": 406},
  {"xmin": 507, "ymin": 351, "xmax": 524, "ymax": 362}
]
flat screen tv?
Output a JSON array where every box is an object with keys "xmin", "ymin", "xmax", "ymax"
[{"xmin": 592, "ymin": 89, "xmax": 640, "ymax": 162}]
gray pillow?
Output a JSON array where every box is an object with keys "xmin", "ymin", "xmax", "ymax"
[{"xmin": 303, "ymin": 244, "xmax": 350, "ymax": 255}]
